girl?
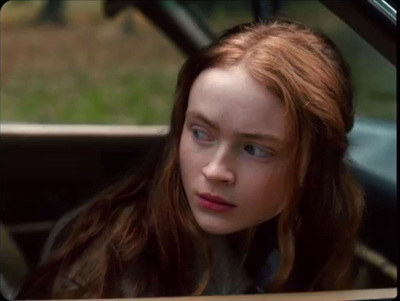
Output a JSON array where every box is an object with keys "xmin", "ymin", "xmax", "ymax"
[{"xmin": 17, "ymin": 18, "xmax": 364, "ymax": 299}]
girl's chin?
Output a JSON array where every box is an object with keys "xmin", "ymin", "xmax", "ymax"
[
  {"xmin": 189, "ymin": 203, "xmax": 246, "ymax": 234},
  {"xmin": 194, "ymin": 217, "xmax": 244, "ymax": 235}
]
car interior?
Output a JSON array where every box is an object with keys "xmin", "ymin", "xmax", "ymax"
[{"xmin": 0, "ymin": 0, "xmax": 397, "ymax": 300}]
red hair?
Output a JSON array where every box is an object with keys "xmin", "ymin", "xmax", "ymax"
[{"xmin": 18, "ymin": 18, "xmax": 363, "ymax": 298}]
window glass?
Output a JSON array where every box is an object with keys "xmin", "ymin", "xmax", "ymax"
[
  {"xmin": 1, "ymin": 0, "xmax": 185, "ymax": 125},
  {"xmin": 183, "ymin": 0, "xmax": 253, "ymax": 36},
  {"xmin": 2, "ymin": 0, "xmax": 395, "ymax": 124},
  {"xmin": 279, "ymin": 0, "xmax": 396, "ymax": 121}
]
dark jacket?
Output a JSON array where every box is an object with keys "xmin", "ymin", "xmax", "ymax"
[{"xmin": 40, "ymin": 206, "xmax": 282, "ymax": 296}]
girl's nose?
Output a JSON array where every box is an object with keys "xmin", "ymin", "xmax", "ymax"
[{"xmin": 201, "ymin": 149, "xmax": 235, "ymax": 185}]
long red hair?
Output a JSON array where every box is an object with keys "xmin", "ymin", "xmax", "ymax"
[{"xmin": 17, "ymin": 18, "xmax": 363, "ymax": 298}]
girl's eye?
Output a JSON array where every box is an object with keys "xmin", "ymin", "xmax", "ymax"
[
  {"xmin": 192, "ymin": 128, "xmax": 211, "ymax": 142},
  {"xmin": 244, "ymin": 144, "xmax": 272, "ymax": 158}
]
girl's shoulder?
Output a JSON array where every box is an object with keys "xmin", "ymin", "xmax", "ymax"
[
  {"xmin": 252, "ymin": 248, "xmax": 299, "ymax": 292},
  {"xmin": 253, "ymin": 248, "xmax": 280, "ymax": 291},
  {"xmin": 40, "ymin": 204, "xmax": 88, "ymax": 263}
]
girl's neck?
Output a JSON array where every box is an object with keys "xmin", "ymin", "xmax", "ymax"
[{"xmin": 204, "ymin": 232, "xmax": 228, "ymax": 243}]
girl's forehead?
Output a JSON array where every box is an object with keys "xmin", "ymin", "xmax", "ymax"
[{"xmin": 187, "ymin": 66, "xmax": 289, "ymax": 141}]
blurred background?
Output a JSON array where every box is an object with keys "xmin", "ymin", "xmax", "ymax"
[
  {"xmin": 1, "ymin": 0, "xmax": 396, "ymax": 125},
  {"xmin": 0, "ymin": 2, "xmax": 397, "ymax": 298}
]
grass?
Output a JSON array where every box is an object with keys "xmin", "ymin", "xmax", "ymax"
[
  {"xmin": 2, "ymin": 65, "xmax": 177, "ymax": 124},
  {"xmin": 1, "ymin": 0, "xmax": 184, "ymax": 125},
  {"xmin": 1, "ymin": 0, "xmax": 396, "ymax": 125}
]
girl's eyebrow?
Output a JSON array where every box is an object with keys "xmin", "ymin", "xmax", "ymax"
[
  {"xmin": 185, "ymin": 110, "xmax": 284, "ymax": 145},
  {"xmin": 186, "ymin": 111, "xmax": 219, "ymax": 130}
]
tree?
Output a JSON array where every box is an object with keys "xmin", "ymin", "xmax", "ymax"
[{"xmin": 35, "ymin": 0, "xmax": 66, "ymax": 26}]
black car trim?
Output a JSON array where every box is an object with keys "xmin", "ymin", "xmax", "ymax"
[
  {"xmin": 135, "ymin": 0, "xmax": 214, "ymax": 56},
  {"xmin": 319, "ymin": 0, "xmax": 396, "ymax": 65}
]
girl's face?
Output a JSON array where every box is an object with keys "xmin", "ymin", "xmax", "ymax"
[{"xmin": 179, "ymin": 65, "xmax": 293, "ymax": 235}]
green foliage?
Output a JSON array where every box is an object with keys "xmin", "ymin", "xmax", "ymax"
[{"xmin": 0, "ymin": 0, "xmax": 396, "ymax": 125}]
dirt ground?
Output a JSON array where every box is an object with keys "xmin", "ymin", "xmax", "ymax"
[{"xmin": 1, "ymin": 1, "xmax": 185, "ymax": 124}]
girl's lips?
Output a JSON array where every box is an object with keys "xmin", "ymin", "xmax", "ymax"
[{"xmin": 197, "ymin": 193, "xmax": 236, "ymax": 212}]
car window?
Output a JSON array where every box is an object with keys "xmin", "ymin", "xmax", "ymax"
[
  {"xmin": 1, "ymin": 0, "xmax": 185, "ymax": 125},
  {"xmin": 183, "ymin": 0, "xmax": 254, "ymax": 36},
  {"xmin": 3, "ymin": 1, "xmax": 394, "ymax": 126},
  {"xmin": 184, "ymin": 0, "xmax": 396, "ymax": 122},
  {"xmin": 278, "ymin": 0, "xmax": 396, "ymax": 122}
]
